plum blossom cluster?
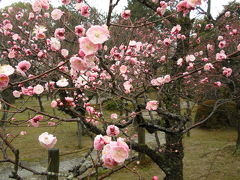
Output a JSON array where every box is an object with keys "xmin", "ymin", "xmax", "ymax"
[
  {"xmin": 13, "ymin": 84, "xmax": 44, "ymax": 98},
  {"xmin": 94, "ymin": 126, "xmax": 129, "ymax": 169},
  {"xmin": 176, "ymin": 0, "xmax": 204, "ymax": 15},
  {"xmin": 51, "ymin": 97, "xmax": 77, "ymax": 109},
  {"xmin": 156, "ymin": 1, "xmax": 168, "ymax": 16},
  {"xmin": 0, "ymin": 60, "xmax": 32, "ymax": 89},
  {"xmin": 151, "ymin": 75, "xmax": 171, "ymax": 86},
  {"xmin": 29, "ymin": 115, "xmax": 43, "ymax": 127}
]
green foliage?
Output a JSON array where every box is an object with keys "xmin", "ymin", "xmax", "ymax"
[
  {"xmin": 194, "ymin": 100, "xmax": 238, "ymax": 128},
  {"xmin": 127, "ymin": 0, "xmax": 151, "ymax": 21},
  {"xmin": 126, "ymin": 0, "xmax": 161, "ymax": 25}
]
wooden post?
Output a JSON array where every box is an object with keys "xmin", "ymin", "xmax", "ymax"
[
  {"xmin": 138, "ymin": 127, "xmax": 145, "ymax": 161},
  {"xmin": 47, "ymin": 148, "xmax": 59, "ymax": 180},
  {"xmin": 77, "ymin": 121, "xmax": 83, "ymax": 148},
  {"xmin": 0, "ymin": 104, "xmax": 8, "ymax": 127}
]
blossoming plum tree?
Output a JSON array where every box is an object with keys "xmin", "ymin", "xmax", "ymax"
[{"xmin": 0, "ymin": 0, "xmax": 240, "ymax": 179}]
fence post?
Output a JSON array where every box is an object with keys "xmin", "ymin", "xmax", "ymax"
[
  {"xmin": 47, "ymin": 148, "xmax": 59, "ymax": 180},
  {"xmin": 138, "ymin": 127, "xmax": 145, "ymax": 161},
  {"xmin": 77, "ymin": 121, "xmax": 83, "ymax": 148}
]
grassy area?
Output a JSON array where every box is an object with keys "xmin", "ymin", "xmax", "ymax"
[{"xmin": 1, "ymin": 96, "xmax": 92, "ymax": 161}]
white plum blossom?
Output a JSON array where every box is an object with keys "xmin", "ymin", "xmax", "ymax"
[{"xmin": 38, "ymin": 132, "xmax": 57, "ymax": 149}]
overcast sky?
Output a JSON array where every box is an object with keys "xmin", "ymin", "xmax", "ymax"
[{"xmin": 0, "ymin": 0, "xmax": 239, "ymax": 18}]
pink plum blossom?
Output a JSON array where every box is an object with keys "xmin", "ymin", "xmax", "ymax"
[
  {"xmin": 56, "ymin": 77, "xmax": 69, "ymax": 87},
  {"xmin": 218, "ymin": 36, "xmax": 224, "ymax": 41},
  {"xmin": 33, "ymin": 84, "xmax": 44, "ymax": 95},
  {"xmin": 61, "ymin": 49, "xmax": 69, "ymax": 58},
  {"xmin": 102, "ymin": 152, "xmax": 118, "ymax": 169},
  {"xmin": 20, "ymin": 131, "xmax": 27, "ymax": 136},
  {"xmin": 177, "ymin": 58, "xmax": 184, "ymax": 66},
  {"xmin": 0, "ymin": 74, "xmax": 9, "ymax": 90},
  {"xmin": 94, "ymin": 134, "xmax": 111, "ymax": 150},
  {"xmin": 21, "ymin": 87, "xmax": 34, "ymax": 96},
  {"xmin": 50, "ymin": 38, "xmax": 61, "ymax": 51},
  {"xmin": 48, "ymin": 122, "xmax": 56, "ymax": 126},
  {"xmin": 200, "ymin": 77, "xmax": 209, "ymax": 84},
  {"xmin": 164, "ymin": 75, "xmax": 171, "ymax": 83},
  {"xmin": 237, "ymin": 44, "xmax": 240, "ymax": 51},
  {"xmin": 123, "ymin": 81, "xmax": 132, "ymax": 94},
  {"xmin": 171, "ymin": 25, "xmax": 181, "ymax": 35},
  {"xmin": 222, "ymin": 67, "xmax": 232, "ymax": 77},
  {"xmin": 157, "ymin": 1, "xmax": 167, "ymax": 16},
  {"xmin": 58, "ymin": 61, "xmax": 69, "ymax": 72},
  {"xmin": 54, "ymin": 28, "xmax": 65, "ymax": 40},
  {"xmin": 205, "ymin": 23, "xmax": 214, "ymax": 30},
  {"xmin": 29, "ymin": 115, "xmax": 43, "ymax": 127},
  {"xmin": 111, "ymin": 113, "xmax": 118, "ymax": 120},
  {"xmin": 204, "ymin": 63, "xmax": 214, "ymax": 71},
  {"xmin": 176, "ymin": 0, "xmax": 193, "ymax": 15},
  {"xmin": 186, "ymin": 55, "xmax": 195, "ymax": 63},
  {"xmin": 62, "ymin": 0, "xmax": 71, "ymax": 5},
  {"xmin": 106, "ymin": 125, "xmax": 120, "ymax": 137},
  {"xmin": 120, "ymin": 65, "xmax": 127, "ymax": 74},
  {"xmin": 218, "ymin": 40, "xmax": 226, "ymax": 49},
  {"xmin": 225, "ymin": 11, "xmax": 231, "ymax": 17},
  {"xmin": 214, "ymin": 81, "xmax": 222, "ymax": 87},
  {"xmin": 86, "ymin": 106, "xmax": 95, "ymax": 114},
  {"xmin": 84, "ymin": 55, "xmax": 97, "ymax": 67},
  {"xmin": 146, "ymin": 101, "xmax": 159, "ymax": 111},
  {"xmin": 70, "ymin": 57, "xmax": 88, "ymax": 71},
  {"xmin": 8, "ymin": 50, "xmax": 15, "ymax": 59},
  {"xmin": 38, "ymin": 132, "xmax": 57, "ymax": 149},
  {"xmin": 51, "ymin": 9, "xmax": 63, "ymax": 20},
  {"xmin": 102, "ymin": 138, "xmax": 129, "ymax": 168},
  {"xmin": 32, "ymin": 0, "xmax": 42, "ymax": 13},
  {"xmin": 79, "ymin": 37, "xmax": 99, "ymax": 55},
  {"xmin": 51, "ymin": 100, "xmax": 58, "ymax": 108},
  {"xmin": 75, "ymin": 25, "xmax": 85, "ymax": 36},
  {"xmin": 207, "ymin": 44, "xmax": 214, "ymax": 51},
  {"xmin": 17, "ymin": 60, "xmax": 31, "ymax": 74},
  {"xmin": 33, "ymin": 26, "xmax": 47, "ymax": 39},
  {"xmin": 80, "ymin": 4, "xmax": 90, "ymax": 17},
  {"xmin": 13, "ymin": 90, "xmax": 21, "ymax": 98},
  {"xmin": 121, "ymin": 10, "xmax": 131, "ymax": 19},
  {"xmin": 86, "ymin": 25, "xmax": 110, "ymax": 44},
  {"xmin": 75, "ymin": 3, "xmax": 90, "ymax": 17},
  {"xmin": 31, "ymin": 0, "xmax": 49, "ymax": 13},
  {"xmin": 187, "ymin": 0, "xmax": 202, "ymax": 7},
  {"xmin": 216, "ymin": 50, "xmax": 227, "ymax": 61},
  {"xmin": 163, "ymin": 38, "xmax": 171, "ymax": 46}
]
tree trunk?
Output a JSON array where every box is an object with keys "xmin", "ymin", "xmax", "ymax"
[
  {"xmin": 138, "ymin": 127, "xmax": 145, "ymax": 161},
  {"xmin": 236, "ymin": 101, "xmax": 240, "ymax": 150},
  {"xmin": 236, "ymin": 118, "xmax": 240, "ymax": 150},
  {"xmin": 0, "ymin": 104, "xmax": 9, "ymax": 127},
  {"xmin": 164, "ymin": 156, "xmax": 183, "ymax": 180},
  {"xmin": 164, "ymin": 133, "xmax": 184, "ymax": 180},
  {"xmin": 37, "ymin": 95, "xmax": 45, "ymax": 112}
]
